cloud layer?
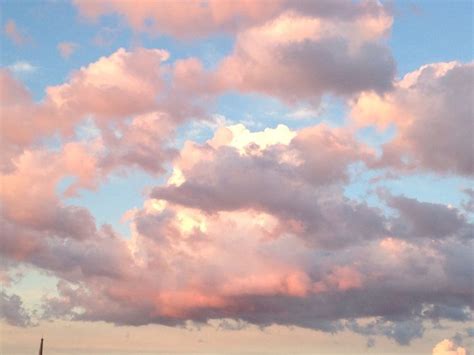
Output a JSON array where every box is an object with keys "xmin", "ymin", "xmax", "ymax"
[
  {"xmin": 352, "ymin": 62, "xmax": 474, "ymax": 175},
  {"xmin": 1, "ymin": 1, "xmax": 472, "ymax": 351},
  {"xmin": 3, "ymin": 123, "xmax": 471, "ymax": 346}
]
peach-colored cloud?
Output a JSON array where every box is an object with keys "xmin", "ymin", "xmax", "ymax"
[
  {"xmin": 2, "ymin": 47, "xmax": 168, "ymax": 151},
  {"xmin": 46, "ymin": 48, "xmax": 169, "ymax": 122},
  {"xmin": 37, "ymin": 184, "xmax": 471, "ymax": 342},
  {"xmin": 29, "ymin": 124, "xmax": 373, "ymax": 324},
  {"xmin": 1, "ymin": 28, "xmax": 472, "ymax": 347},
  {"xmin": 379, "ymin": 237, "xmax": 408, "ymax": 255},
  {"xmin": 0, "ymin": 144, "xmax": 100, "ymax": 234},
  {"xmin": 152, "ymin": 123, "xmax": 384, "ymax": 250},
  {"xmin": 73, "ymin": 0, "xmax": 391, "ymax": 39},
  {"xmin": 210, "ymin": 4, "xmax": 393, "ymax": 102},
  {"xmin": 1, "ymin": 121, "xmax": 472, "ymax": 347},
  {"xmin": 57, "ymin": 41, "xmax": 78, "ymax": 59},
  {"xmin": 99, "ymin": 111, "xmax": 178, "ymax": 175},
  {"xmin": 4, "ymin": 19, "xmax": 29, "ymax": 45},
  {"xmin": 432, "ymin": 339, "xmax": 468, "ymax": 355},
  {"xmin": 351, "ymin": 61, "xmax": 474, "ymax": 175},
  {"xmin": 74, "ymin": 1, "xmax": 395, "ymax": 103},
  {"xmin": 73, "ymin": 0, "xmax": 284, "ymax": 37},
  {"xmin": 1, "ymin": 48, "xmax": 184, "ymax": 174},
  {"xmin": 0, "ymin": 144, "xmax": 135, "ymax": 280},
  {"xmin": 0, "ymin": 69, "xmax": 55, "ymax": 170},
  {"xmin": 322, "ymin": 266, "xmax": 363, "ymax": 292}
]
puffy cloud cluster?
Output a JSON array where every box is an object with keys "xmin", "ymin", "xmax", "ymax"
[
  {"xmin": 0, "ymin": 47, "xmax": 208, "ymax": 174},
  {"xmin": 73, "ymin": 0, "xmax": 391, "ymax": 38},
  {"xmin": 432, "ymin": 339, "xmax": 468, "ymax": 355},
  {"xmin": 387, "ymin": 195, "xmax": 473, "ymax": 240},
  {"xmin": 0, "ymin": 291, "xmax": 33, "ymax": 327},
  {"xmin": 1, "ymin": 2, "xmax": 473, "ymax": 350},
  {"xmin": 215, "ymin": 8, "xmax": 394, "ymax": 102},
  {"xmin": 0, "ymin": 49, "xmax": 164, "ymax": 170},
  {"xmin": 8, "ymin": 123, "xmax": 467, "ymax": 346},
  {"xmin": 46, "ymin": 48, "xmax": 169, "ymax": 122},
  {"xmin": 152, "ymin": 124, "xmax": 381, "ymax": 248},
  {"xmin": 74, "ymin": 0, "xmax": 395, "ymax": 104},
  {"xmin": 351, "ymin": 61, "xmax": 474, "ymax": 175},
  {"xmin": 0, "ymin": 143, "xmax": 136, "ymax": 283}
]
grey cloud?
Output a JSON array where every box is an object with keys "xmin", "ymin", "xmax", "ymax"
[
  {"xmin": 364, "ymin": 62, "xmax": 474, "ymax": 176},
  {"xmin": 387, "ymin": 195, "xmax": 473, "ymax": 240},
  {"xmin": 0, "ymin": 291, "xmax": 34, "ymax": 327},
  {"xmin": 280, "ymin": 38, "xmax": 395, "ymax": 99}
]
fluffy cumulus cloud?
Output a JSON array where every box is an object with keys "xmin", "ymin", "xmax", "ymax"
[
  {"xmin": 2, "ymin": 123, "xmax": 468, "ymax": 346},
  {"xmin": 46, "ymin": 47, "xmax": 169, "ymax": 122},
  {"xmin": 432, "ymin": 339, "xmax": 468, "ymax": 355},
  {"xmin": 151, "ymin": 124, "xmax": 382, "ymax": 248},
  {"xmin": 73, "ymin": 0, "xmax": 390, "ymax": 38},
  {"xmin": 0, "ymin": 47, "xmax": 207, "ymax": 174},
  {"xmin": 351, "ymin": 61, "xmax": 474, "ymax": 175},
  {"xmin": 74, "ymin": 0, "xmax": 395, "ymax": 103},
  {"xmin": 0, "ymin": 48, "xmax": 168, "ymax": 167},
  {"xmin": 1, "ymin": 1, "xmax": 473, "ymax": 351},
  {"xmin": 0, "ymin": 291, "xmax": 33, "ymax": 327},
  {"xmin": 215, "ymin": 6, "xmax": 394, "ymax": 102},
  {"xmin": 387, "ymin": 195, "xmax": 473, "ymax": 240}
]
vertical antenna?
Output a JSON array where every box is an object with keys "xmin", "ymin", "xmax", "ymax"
[{"xmin": 39, "ymin": 337, "xmax": 43, "ymax": 355}]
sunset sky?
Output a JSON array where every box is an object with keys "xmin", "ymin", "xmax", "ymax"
[{"xmin": 1, "ymin": 1, "xmax": 473, "ymax": 354}]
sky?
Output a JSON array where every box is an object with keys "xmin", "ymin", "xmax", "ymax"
[{"xmin": 0, "ymin": 0, "xmax": 473, "ymax": 354}]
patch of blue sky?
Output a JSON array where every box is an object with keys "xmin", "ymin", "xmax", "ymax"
[
  {"xmin": 1, "ymin": 0, "xmax": 235, "ymax": 102},
  {"xmin": 381, "ymin": 173, "xmax": 472, "ymax": 209},
  {"xmin": 214, "ymin": 92, "xmax": 349, "ymax": 132},
  {"xmin": 4, "ymin": 266, "xmax": 59, "ymax": 310},
  {"xmin": 140, "ymin": 32, "xmax": 234, "ymax": 69},
  {"xmin": 59, "ymin": 170, "xmax": 166, "ymax": 237},
  {"xmin": 389, "ymin": 0, "xmax": 473, "ymax": 77},
  {"xmin": 1, "ymin": 1, "xmax": 130, "ymax": 99},
  {"xmin": 345, "ymin": 165, "xmax": 472, "ymax": 213},
  {"xmin": 356, "ymin": 124, "xmax": 397, "ymax": 154}
]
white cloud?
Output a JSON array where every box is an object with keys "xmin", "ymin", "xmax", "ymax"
[
  {"xmin": 286, "ymin": 107, "xmax": 321, "ymax": 120},
  {"xmin": 8, "ymin": 61, "xmax": 37, "ymax": 74}
]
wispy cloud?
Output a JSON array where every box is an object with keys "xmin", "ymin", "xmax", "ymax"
[
  {"xmin": 58, "ymin": 41, "xmax": 78, "ymax": 59},
  {"xmin": 8, "ymin": 61, "xmax": 37, "ymax": 74},
  {"xmin": 286, "ymin": 107, "xmax": 322, "ymax": 120},
  {"xmin": 4, "ymin": 19, "xmax": 30, "ymax": 45}
]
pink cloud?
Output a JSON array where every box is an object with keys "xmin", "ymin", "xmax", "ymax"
[
  {"xmin": 4, "ymin": 19, "xmax": 29, "ymax": 45},
  {"xmin": 351, "ymin": 61, "xmax": 474, "ymax": 175},
  {"xmin": 73, "ymin": 1, "xmax": 396, "ymax": 104},
  {"xmin": 73, "ymin": 0, "xmax": 285, "ymax": 37},
  {"xmin": 432, "ymin": 339, "xmax": 468, "ymax": 355},
  {"xmin": 57, "ymin": 41, "xmax": 78, "ymax": 59},
  {"xmin": 1, "ymin": 122, "xmax": 471, "ymax": 347},
  {"xmin": 46, "ymin": 47, "xmax": 169, "ymax": 122},
  {"xmin": 313, "ymin": 266, "xmax": 363, "ymax": 293},
  {"xmin": 213, "ymin": 8, "xmax": 394, "ymax": 102},
  {"xmin": 152, "ymin": 123, "xmax": 382, "ymax": 248},
  {"xmin": 73, "ymin": 0, "xmax": 391, "ymax": 38},
  {"xmin": 99, "ymin": 111, "xmax": 178, "ymax": 175},
  {"xmin": 1, "ymin": 7, "xmax": 472, "ymax": 347},
  {"xmin": 0, "ymin": 147, "xmax": 98, "ymax": 239},
  {"xmin": 0, "ymin": 48, "xmax": 193, "ymax": 175}
]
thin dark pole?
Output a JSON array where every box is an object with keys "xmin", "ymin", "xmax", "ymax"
[{"xmin": 39, "ymin": 338, "xmax": 43, "ymax": 355}]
